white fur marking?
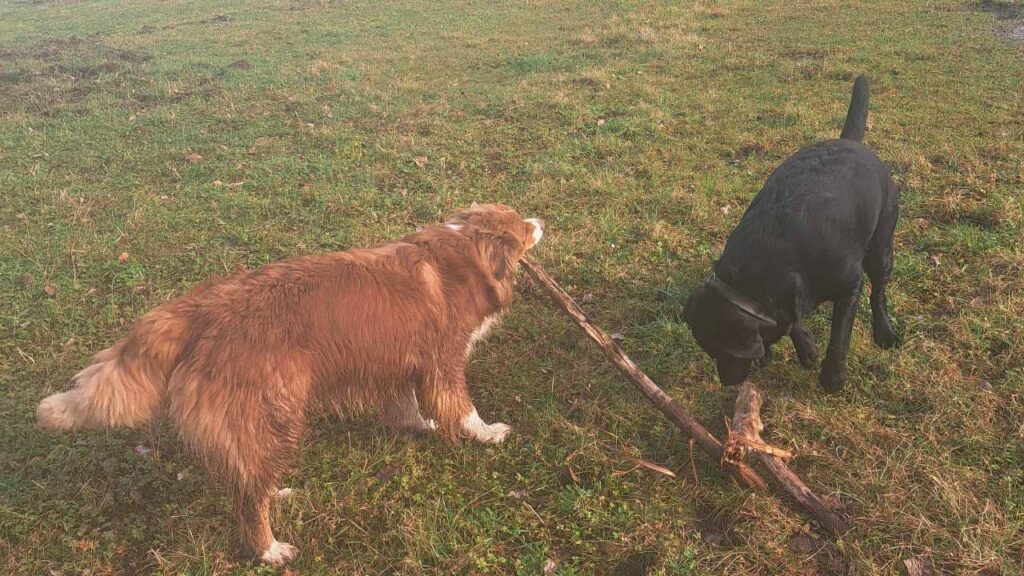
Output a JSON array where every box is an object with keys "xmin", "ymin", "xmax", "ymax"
[
  {"xmin": 466, "ymin": 314, "xmax": 500, "ymax": 357},
  {"xmin": 261, "ymin": 540, "xmax": 298, "ymax": 566},
  {"xmin": 37, "ymin": 391, "xmax": 79, "ymax": 430},
  {"xmin": 445, "ymin": 223, "xmax": 464, "ymax": 231},
  {"xmin": 525, "ymin": 218, "xmax": 543, "ymax": 245},
  {"xmin": 460, "ymin": 408, "xmax": 511, "ymax": 444}
]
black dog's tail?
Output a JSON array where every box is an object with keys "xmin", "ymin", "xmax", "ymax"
[{"xmin": 840, "ymin": 74, "xmax": 869, "ymax": 142}]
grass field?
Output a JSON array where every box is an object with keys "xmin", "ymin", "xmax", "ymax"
[{"xmin": 2, "ymin": 0, "xmax": 1023, "ymax": 574}]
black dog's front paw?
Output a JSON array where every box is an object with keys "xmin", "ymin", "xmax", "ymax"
[
  {"xmin": 819, "ymin": 366, "xmax": 846, "ymax": 393},
  {"xmin": 795, "ymin": 342, "xmax": 819, "ymax": 368},
  {"xmin": 873, "ymin": 325, "xmax": 900, "ymax": 349}
]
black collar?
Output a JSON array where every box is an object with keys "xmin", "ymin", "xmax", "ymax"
[{"xmin": 706, "ymin": 273, "xmax": 776, "ymax": 326}]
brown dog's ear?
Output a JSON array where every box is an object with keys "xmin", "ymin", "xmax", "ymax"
[{"xmin": 487, "ymin": 231, "xmax": 524, "ymax": 281}]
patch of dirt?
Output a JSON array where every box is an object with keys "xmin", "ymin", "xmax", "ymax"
[
  {"xmin": 732, "ymin": 142, "xmax": 767, "ymax": 162},
  {"xmin": 0, "ymin": 36, "xmax": 150, "ymax": 116},
  {"xmin": 693, "ymin": 504, "xmax": 739, "ymax": 548},
  {"xmin": 612, "ymin": 550, "xmax": 657, "ymax": 576},
  {"xmin": 974, "ymin": 1, "xmax": 1024, "ymax": 41},
  {"xmin": 784, "ymin": 48, "xmax": 828, "ymax": 63},
  {"xmin": 977, "ymin": 0, "xmax": 1022, "ymax": 20}
]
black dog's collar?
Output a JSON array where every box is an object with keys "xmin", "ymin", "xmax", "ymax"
[{"xmin": 706, "ymin": 273, "xmax": 777, "ymax": 326}]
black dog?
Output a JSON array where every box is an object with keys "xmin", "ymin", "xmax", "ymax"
[{"xmin": 684, "ymin": 75, "xmax": 899, "ymax": 392}]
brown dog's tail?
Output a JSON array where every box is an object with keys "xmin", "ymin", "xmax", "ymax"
[
  {"xmin": 840, "ymin": 74, "xmax": 869, "ymax": 142},
  {"xmin": 37, "ymin": 309, "xmax": 187, "ymax": 430}
]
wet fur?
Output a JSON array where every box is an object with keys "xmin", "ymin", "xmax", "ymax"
[
  {"xmin": 684, "ymin": 75, "xmax": 900, "ymax": 392},
  {"xmin": 36, "ymin": 204, "xmax": 543, "ymax": 565}
]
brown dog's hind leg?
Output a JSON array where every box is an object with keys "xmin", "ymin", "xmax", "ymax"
[
  {"xmin": 235, "ymin": 484, "xmax": 297, "ymax": 566},
  {"xmin": 171, "ymin": 371, "xmax": 305, "ymax": 566}
]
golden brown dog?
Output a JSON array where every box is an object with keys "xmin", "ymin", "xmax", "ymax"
[{"xmin": 37, "ymin": 203, "xmax": 544, "ymax": 565}]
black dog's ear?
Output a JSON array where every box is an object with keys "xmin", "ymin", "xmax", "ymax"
[
  {"xmin": 720, "ymin": 329, "xmax": 765, "ymax": 359},
  {"xmin": 682, "ymin": 284, "xmax": 705, "ymax": 324}
]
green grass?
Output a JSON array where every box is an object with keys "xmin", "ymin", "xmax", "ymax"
[{"xmin": 1, "ymin": 0, "xmax": 1022, "ymax": 574}]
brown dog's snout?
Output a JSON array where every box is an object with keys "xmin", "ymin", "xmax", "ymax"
[{"xmin": 523, "ymin": 218, "xmax": 545, "ymax": 248}]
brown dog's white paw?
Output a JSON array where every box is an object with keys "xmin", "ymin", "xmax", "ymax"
[
  {"xmin": 479, "ymin": 422, "xmax": 511, "ymax": 444},
  {"xmin": 461, "ymin": 409, "xmax": 511, "ymax": 444},
  {"xmin": 260, "ymin": 540, "xmax": 298, "ymax": 566}
]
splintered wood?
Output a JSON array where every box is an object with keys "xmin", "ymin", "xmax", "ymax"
[
  {"xmin": 521, "ymin": 256, "xmax": 848, "ymax": 537},
  {"xmin": 724, "ymin": 381, "xmax": 793, "ymax": 464}
]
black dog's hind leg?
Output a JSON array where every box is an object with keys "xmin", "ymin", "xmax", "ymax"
[
  {"xmin": 864, "ymin": 190, "xmax": 900, "ymax": 349},
  {"xmin": 790, "ymin": 321, "xmax": 819, "ymax": 368},
  {"xmin": 819, "ymin": 279, "xmax": 862, "ymax": 393}
]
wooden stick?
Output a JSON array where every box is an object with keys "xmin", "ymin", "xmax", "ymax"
[
  {"xmin": 728, "ymin": 382, "xmax": 849, "ymax": 536},
  {"xmin": 521, "ymin": 256, "xmax": 849, "ymax": 536},
  {"xmin": 520, "ymin": 257, "xmax": 767, "ymax": 491},
  {"xmin": 724, "ymin": 381, "xmax": 793, "ymax": 462}
]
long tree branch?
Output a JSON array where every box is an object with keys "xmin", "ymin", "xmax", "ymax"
[{"xmin": 521, "ymin": 256, "xmax": 849, "ymax": 536}]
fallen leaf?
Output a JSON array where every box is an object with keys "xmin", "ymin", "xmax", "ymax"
[
  {"xmin": 611, "ymin": 332, "xmax": 625, "ymax": 342},
  {"xmin": 506, "ymin": 489, "xmax": 529, "ymax": 501},
  {"xmin": 16, "ymin": 212, "xmax": 27, "ymax": 221},
  {"xmin": 980, "ymin": 381, "xmax": 994, "ymax": 392},
  {"xmin": 631, "ymin": 457, "xmax": 677, "ymax": 478},
  {"xmin": 43, "ymin": 284, "xmax": 56, "ymax": 297},
  {"xmin": 185, "ymin": 152, "xmax": 203, "ymax": 163},
  {"xmin": 596, "ymin": 118, "xmax": 606, "ymax": 126},
  {"xmin": 902, "ymin": 557, "xmax": 931, "ymax": 576},
  {"xmin": 820, "ymin": 493, "xmax": 844, "ymax": 511},
  {"xmin": 76, "ymin": 539, "xmax": 97, "ymax": 552},
  {"xmin": 788, "ymin": 534, "xmax": 821, "ymax": 554},
  {"xmin": 543, "ymin": 559, "xmax": 557, "ymax": 574},
  {"xmin": 134, "ymin": 444, "xmax": 151, "ymax": 458},
  {"xmin": 118, "ymin": 252, "xmax": 130, "ymax": 263},
  {"xmin": 225, "ymin": 180, "xmax": 245, "ymax": 189},
  {"xmin": 913, "ymin": 217, "xmax": 930, "ymax": 229},
  {"xmin": 212, "ymin": 180, "xmax": 223, "ymax": 187},
  {"xmin": 413, "ymin": 156, "xmax": 429, "ymax": 168},
  {"xmin": 375, "ymin": 465, "xmax": 399, "ymax": 483}
]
